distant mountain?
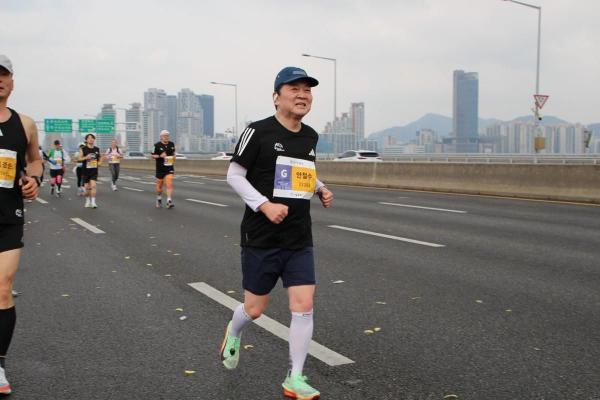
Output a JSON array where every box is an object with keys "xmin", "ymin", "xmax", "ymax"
[{"xmin": 368, "ymin": 113, "xmax": 589, "ymax": 145}]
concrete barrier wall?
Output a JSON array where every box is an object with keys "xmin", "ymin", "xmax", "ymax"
[{"xmin": 120, "ymin": 160, "xmax": 600, "ymax": 204}]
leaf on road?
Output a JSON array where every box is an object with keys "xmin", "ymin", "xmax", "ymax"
[
  {"xmin": 227, "ymin": 290, "xmax": 236, "ymax": 294},
  {"xmin": 533, "ymin": 347, "xmax": 541, "ymax": 351},
  {"xmin": 332, "ymin": 280, "xmax": 345, "ymax": 284},
  {"xmin": 475, "ymin": 300, "xmax": 483, "ymax": 304},
  {"xmin": 173, "ymin": 253, "xmax": 181, "ymax": 256},
  {"xmin": 146, "ymin": 293, "xmax": 151, "ymax": 297},
  {"xmin": 175, "ymin": 308, "xmax": 184, "ymax": 312},
  {"xmin": 62, "ymin": 294, "xmax": 70, "ymax": 297},
  {"xmin": 146, "ymin": 263, "xmax": 153, "ymax": 267},
  {"xmin": 373, "ymin": 327, "xmax": 381, "ymax": 332},
  {"xmin": 56, "ymin": 253, "xmax": 61, "ymax": 256},
  {"xmin": 410, "ymin": 297, "xmax": 421, "ymax": 300},
  {"xmin": 184, "ymin": 370, "xmax": 196, "ymax": 376},
  {"xmin": 243, "ymin": 345, "xmax": 254, "ymax": 350},
  {"xmin": 443, "ymin": 395, "xmax": 458, "ymax": 400},
  {"xmin": 179, "ymin": 316, "xmax": 188, "ymax": 321},
  {"xmin": 364, "ymin": 329, "xmax": 374, "ymax": 335},
  {"xmin": 375, "ymin": 301, "xmax": 387, "ymax": 305},
  {"xmin": 164, "ymin": 274, "xmax": 172, "ymax": 277},
  {"xmin": 505, "ymin": 309, "xmax": 512, "ymax": 313},
  {"xmin": 124, "ymin": 256, "xmax": 131, "ymax": 260}
]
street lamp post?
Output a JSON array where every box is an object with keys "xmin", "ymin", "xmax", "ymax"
[
  {"xmin": 210, "ymin": 81, "xmax": 238, "ymax": 138},
  {"xmin": 302, "ymin": 53, "xmax": 337, "ymax": 124},
  {"xmin": 503, "ymin": 0, "xmax": 543, "ymax": 151}
]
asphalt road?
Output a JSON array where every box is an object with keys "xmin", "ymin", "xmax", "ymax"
[{"xmin": 9, "ymin": 167, "xmax": 600, "ymax": 399}]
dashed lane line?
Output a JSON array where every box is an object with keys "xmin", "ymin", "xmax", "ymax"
[{"xmin": 328, "ymin": 225, "xmax": 445, "ymax": 248}]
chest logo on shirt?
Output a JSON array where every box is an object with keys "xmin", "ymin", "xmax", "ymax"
[
  {"xmin": 0, "ymin": 128, "xmax": 3, "ymax": 137},
  {"xmin": 274, "ymin": 142, "xmax": 285, "ymax": 152},
  {"xmin": 308, "ymin": 149, "xmax": 315, "ymax": 157}
]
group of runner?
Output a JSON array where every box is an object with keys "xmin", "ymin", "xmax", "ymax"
[
  {"xmin": 40, "ymin": 131, "xmax": 175, "ymax": 210},
  {"xmin": 1, "ymin": 54, "xmax": 332, "ymax": 399}
]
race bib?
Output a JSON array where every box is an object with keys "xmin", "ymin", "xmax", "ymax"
[
  {"xmin": 87, "ymin": 160, "xmax": 98, "ymax": 168},
  {"xmin": 273, "ymin": 156, "xmax": 316, "ymax": 200},
  {"xmin": 110, "ymin": 155, "xmax": 120, "ymax": 164},
  {"xmin": 164, "ymin": 156, "xmax": 174, "ymax": 166},
  {"xmin": 0, "ymin": 149, "xmax": 17, "ymax": 189},
  {"xmin": 56, "ymin": 158, "xmax": 63, "ymax": 166}
]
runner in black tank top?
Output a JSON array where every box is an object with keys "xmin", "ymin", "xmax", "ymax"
[{"xmin": 0, "ymin": 54, "xmax": 43, "ymax": 395}]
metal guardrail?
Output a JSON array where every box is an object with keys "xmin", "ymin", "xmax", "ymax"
[{"xmin": 377, "ymin": 154, "xmax": 600, "ymax": 165}]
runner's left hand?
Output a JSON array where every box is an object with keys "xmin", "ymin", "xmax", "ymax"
[{"xmin": 318, "ymin": 187, "xmax": 333, "ymax": 208}]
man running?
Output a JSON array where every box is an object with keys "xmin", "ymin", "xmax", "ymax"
[
  {"xmin": 105, "ymin": 139, "xmax": 123, "ymax": 191},
  {"xmin": 73, "ymin": 143, "xmax": 85, "ymax": 196},
  {"xmin": 47, "ymin": 139, "xmax": 69, "ymax": 197},
  {"xmin": 221, "ymin": 66, "xmax": 333, "ymax": 400},
  {"xmin": 79, "ymin": 133, "xmax": 100, "ymax": 208},
  {"xmin": 0, "ymin": 54, "xmax": 43, "ymax": 395},
  {"xmin": 151, "ymin": 130, "xmax": 176, "ymax": 209}
]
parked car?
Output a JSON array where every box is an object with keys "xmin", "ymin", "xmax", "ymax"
[
  {"xmin": 211, "ymin": 152, "xmax": 234, "ymax": 160},
  {"xmin": 125, "ymin": 151, "xmax": 148, "ymax": 160},
  {"xmin": 333, "ymin": 150, "xmax": 383, "ymax": 162}
]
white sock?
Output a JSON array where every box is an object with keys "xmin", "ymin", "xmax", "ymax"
[
  {"xmin": 230, "ymin": 303, "xmax": 253, "ymax": 338},
  {"xmin": 289, "ymin": 310, "xmax": 314, "ymax": 376},
  {"xmin": 167, "ymin": 197, "xmax": 172, "ymax": 202},
  {"xmin": 91, "ymin": 197, "xmax": 96, "ymax": 203},
  {"xmin": 157, "ymin": 195, "xmax": 162, "ymax": 200}
]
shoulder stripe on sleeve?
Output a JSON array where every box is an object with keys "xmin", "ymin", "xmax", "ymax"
[
  {"xmin": 237, "ymin": 128, "xmax": 255, "ymax": 156},
  {"xmin": 235, "ymin": 128, "xmax": 250, "ymax": 155}
]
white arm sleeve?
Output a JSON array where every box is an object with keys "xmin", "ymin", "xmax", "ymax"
[
  {"xmin": 227, "ymin": 162, "xmax": 269, "ymax": 212},
  {"xmin": 316, "ymin": 179, "xmax": 325, "ymax": 192}
]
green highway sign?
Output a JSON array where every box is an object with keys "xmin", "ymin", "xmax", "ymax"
[
  {"xmin": 79, "ymin": 119, "xmax": 96, "ymax": 133},
  {"xmin": 96, "ymin": 118, "xmax": 115, "ymax": 134},
  {"xmin": 44, "ymin": 119, "xmax": 73, "ymax": 133}
]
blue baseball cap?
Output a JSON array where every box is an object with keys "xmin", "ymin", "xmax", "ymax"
[{"xmin": 274, "ymin": 66, "xmax": 319, "ymax": 92}]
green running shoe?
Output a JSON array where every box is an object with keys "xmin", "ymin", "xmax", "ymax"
[
  {"xmin": 282, "ymin": 372, "xmax": 320, "ymax": 399},
  {"xmin": 219, "ymin": 321, "xmax": 241, "ymax": 370}
]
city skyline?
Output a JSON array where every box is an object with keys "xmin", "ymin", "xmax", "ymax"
[{"xmin": 3, "ymin": 0, "xmax": 599, "ymax": 136}]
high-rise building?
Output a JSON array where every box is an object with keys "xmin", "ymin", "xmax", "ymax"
[
  {"xmin": 197, "ymin": 95, "xmax": 214, "ymax": 137},
  {"xmin": 177, "ymin": 89, "xmax": 203, "ymax": 152},
  {"xmin": 143, "ymin": 88, "xmax": 167, "ymax": 152},
  {"xmin": 125, "ymin": 102, "xmax": 143, "ymax": 153},
  {"xmin": 452, "ymin": 70, "xmax": 479, "ymax": 153},
  {"xmin": 97, "ymin": 103, "xmax": 116, "ymax": 151},
  {"xmin": 350, "ymin": 102, "xmax": 365, "ymax": 140},
  {"xmin": 166, "ymin": 95, "xmax": 178, "ymax": 143}
]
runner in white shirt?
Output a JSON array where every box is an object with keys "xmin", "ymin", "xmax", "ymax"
[{"xmin": 105, "ymin": 139, "xmax": 123, "ymax": 191}]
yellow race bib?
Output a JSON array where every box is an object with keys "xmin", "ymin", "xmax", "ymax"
[
  {"xmin": 164, "ymin": 156, "xmax": 174, "ymax": 167},
  {"xmin": 0, "ymin": 149, "xmax": 17, "ymax": 189}
]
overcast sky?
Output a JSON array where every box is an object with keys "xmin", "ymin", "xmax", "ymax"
[{"xmin": 3, "ymin": 0, "xmax": 599, "ymax": 136}]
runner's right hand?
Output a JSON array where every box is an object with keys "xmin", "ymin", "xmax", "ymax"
[{"xmin": 259, "ymin": 201, "xmax": 288, "ymax": 224}]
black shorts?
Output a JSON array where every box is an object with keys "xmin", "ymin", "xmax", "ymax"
[
  {"xmin": 156, "ymin": 170, "xmax": 174, "ymax": 179},
  {"xmin": 0, "ymin": 224, "xmax": 24, "ymax": 252},
  {"xmin": 49, "ymin": 169, "xmax": 64, "ymax": 178},
  {"xmin": 241, "ymin": 247, "xmax": 315, "ymax": 296},
  {"xmin": 83, "ymin": 170, "xmax": 98, "ymax": 183}
]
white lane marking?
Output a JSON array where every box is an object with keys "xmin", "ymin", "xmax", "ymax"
[
  {"xmin": 122, "ymin": 186, "xmax": 144, "ymax": 192},
  {"xmin": 202, "ymin": 178, "xmax": 227, "ymax": 182},
  {"xmin": 61, "ymin": 185, "xmax": 71, "ymax": 189},
  {"xmin": 136, "ymin": 181, "xmax": 156, "ymax": 185},
  {"xmin": 36, "ymin": 197, "xmax": 48, "ymax": 204},
  {"xmin": 188, "ymin": 282, "xmax": 354, "ymax": 366},
  {"xmin": 71, "ymin": 218, "xmax": 105, "ymax": 234},
  {"xmin": 183, "ymin": 181, "xmax": 206, "ymax": 185},
  {"xmin": 328, "ymin": 225, "xmax": 445, "ymax": 248},
  {"xmin": 185, "ymin": 198, "xmax": 228, "ymax": 207},
  {"xmin": 378, "ymin": 202, "xmax": 467, "ymax": 214}
]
